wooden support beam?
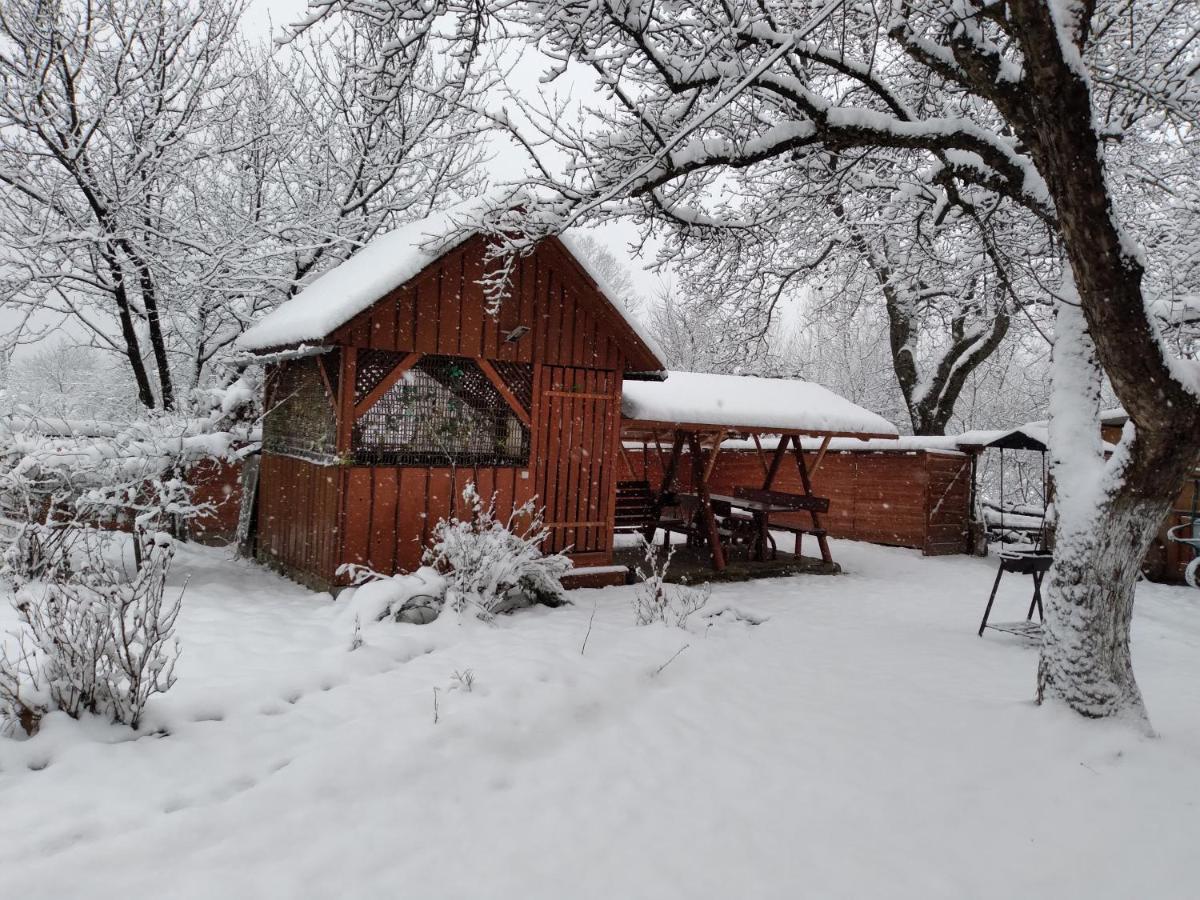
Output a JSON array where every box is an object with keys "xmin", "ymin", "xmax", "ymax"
[
  {"xmin": 763, "ymin": 437, "xmax": 790, "ymax": 490},
  {"xmin": 645, "ymin": 431, "xmax": 686, "ymax": 543},
  {"xmin": 476, "ymin": 357, "xmax": 532, "ymax": 427},
  {"xmin": 751, "ymin": 433, "xmax": 769, "ymax": 477},
  {"xmin": 353, "ymin": 352, "xmax": 421, "ymax": 420},
  {"xmin": 316, "ymin": 354, "xmax": 337, "ymax": 407},
  {"xmin": 690, "ymin": 432, "xmax": 726, "ymax": 572},
  {"xmin": 336, "ymin": 347, "xmax": 358, "ymax": 454},
  {"xmin": 810, "ymin": 435, "xmax": 832, "ymax": 477},
  {"xmin": 790, "ymin": 434, "xmax": 832, "ymax": 564},
  {"xmin": 702, "ymin": 429, "xmax": 726, "ymax": 484},
  {"xmin": 619, "ymin": 444, "xmax": 636, "ymax": 479}
]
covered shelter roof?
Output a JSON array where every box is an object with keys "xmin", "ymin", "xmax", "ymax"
[
  {"xmin": 620, "ymin": 371, "xmax": 898, "ymax": 439},
  {"xmin": 955, "ymin": 424, "xmax": 1050, "ymax": 452}
]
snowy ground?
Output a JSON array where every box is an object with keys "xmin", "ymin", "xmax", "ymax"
[{"xmin": 1, "ymin": 538, "xmax": 1198, "ymax": 899}]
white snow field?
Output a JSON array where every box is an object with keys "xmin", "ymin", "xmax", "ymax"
[{"xmin": 2, "ymin": 539, "xmax": 1198, "ymax": 900}]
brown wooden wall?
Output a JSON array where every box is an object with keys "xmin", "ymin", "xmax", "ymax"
[
  {"xmin": 1145, "ymin": 470, "xmax": 1199, "ymax": 583},
  {"xmin": 623, "ymin": 445, "xmax": 972, "ymax": 556},
  {"xmin": 339, "ymin": 464, "xmax": 537, "ymax": 576},
  {"xmin": 256, "ymin": 454, "xmax": 343, "ymax": 590},
  {"xmin": 186, "ymin": 457, "xmax": 244, "ymax": 545},
  {"xmin": 535, "ymin": 365, "xmax": 621, "ymax": 563},
  {"xmin": 1099, "ymin": 423, "xmax": 1196, "ymax": 583}
]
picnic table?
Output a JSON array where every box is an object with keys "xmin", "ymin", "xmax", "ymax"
[{"xmin": 672, "ymin": 489, "xmax": 830, "ymax": 562}]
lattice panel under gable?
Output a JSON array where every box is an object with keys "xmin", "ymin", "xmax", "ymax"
[
  {"xmin": 354, "ymin": 349, "xmax": 406, "ymax": 405},
  {"xmin": 352, "ymin": 355, "xmax": 530, "ymax": 466},
  {"xmin": 490, "ymin": 362, "xmax": 535, "ymax": 413}
]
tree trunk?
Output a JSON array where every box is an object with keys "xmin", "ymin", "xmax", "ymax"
[
  {"xmin": 1038, "ymin": 429, "xmax": 1193, "ymax": 721},
  {"xmin": 1007, "ymin": 0, "xmax": 1200, "ymax": 720},
  {"xmin": 101, "ymin": 244, "xmax": 157, "ymax": 410},
  {"xmin": 137, "ymin": 259, "xmax": 175, "ymax": 411}
]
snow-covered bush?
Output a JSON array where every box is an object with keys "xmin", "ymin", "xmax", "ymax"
[
  {"xmin": 0, "ymin": 406, "xmax": 258, "ymax": 548},
  {"xmin": 424, "ymin": 484, "xmax": 571, "ymax": 620},
  {"xmin": 633, "ymin": 537, "xmax": 709, "ymax": 628},
  {"xmin": 0, "ymin": 531, "xmax": 181, "ymax": 735},
  {"xmin": 336, "ymin": 566, "xmax": 447, "ymax": 625}
]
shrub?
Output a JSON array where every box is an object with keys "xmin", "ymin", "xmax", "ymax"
[
  {"xmin": 0, "ymin": 530, "xmax": 182, "ymax": 735},
  {"xmin": 424, "ymin": 483, "xmax": 571, "ymax": 619},
  {"xmin": 632, "ymin": 536, "xmax": 709, "ymax": 627}
]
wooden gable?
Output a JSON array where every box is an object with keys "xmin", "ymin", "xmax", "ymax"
[{"xmin": 328, "ymin": 235, "xmax": 661, "ymax": 373}]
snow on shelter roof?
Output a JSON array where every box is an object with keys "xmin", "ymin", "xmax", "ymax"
[
  {"xmin": 235, "ymin": 199, "xmax": 665, "ymax": 370},
  {"xmin": 621, "ymin": 371, "xmax": 899, "ymax": 438}
]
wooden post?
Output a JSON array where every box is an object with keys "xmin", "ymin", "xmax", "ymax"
[
  {"xmin": 751, "ymin": 433, "xmax": 769, "ymax": 478},
  {"xmin": 644, "ymin": 431, "xmax": 686, "ymax": 542},
  {"xmin": 763, "ymin": 436, "xmax": 790, "ymax": 490},
  {"xmin": 336, "ymin": 347, "xmax": 358, "ymax": 455},
  {"xmin": 791, "ymin": 434, "xmax": 832, "ymax": 564},
  {"xmin": 690, "ymin": 432, "xmax": 726, "ymax": 572}
]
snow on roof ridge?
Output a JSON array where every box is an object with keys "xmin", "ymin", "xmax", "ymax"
[
  {"xmin": 237, "ymin": 196, "xmax": 493, "ymax": 352},
  {"xmin": 237, "ymin": 194, "xmax": 663, "ymax": 367},
  {"xmin": 621, "ymin": 370, "xmax": 898, "ymax": 437}
]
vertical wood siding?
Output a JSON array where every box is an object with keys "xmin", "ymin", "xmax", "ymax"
[
  {"xmin": 625, "ymin": 446, "xmax": 970, "ymax": 555},
  {"xmin": 535, "ymin": 365, "xmax": 620, "ymax": 561},
  {"xmin": 256, "ymin": 453, "xmax": 342, "ymax": 589}
]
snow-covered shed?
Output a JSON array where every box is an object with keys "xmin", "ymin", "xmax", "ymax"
[{"xmin": 238, "ymin": 208, "xmax": 665, "ymax": 590}]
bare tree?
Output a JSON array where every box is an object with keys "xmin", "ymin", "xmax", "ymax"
[
  {"xmin": 0, "ymin": 0, "xmax": 487, "ymax": 407},
  {"xmin": 0, "ymin": 0, "xmax": 245, "ymax": 409}
]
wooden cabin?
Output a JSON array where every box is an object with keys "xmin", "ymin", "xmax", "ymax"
[{"xmin": 237, "ymin": 210, "xmax": 664, "ymax": 590}]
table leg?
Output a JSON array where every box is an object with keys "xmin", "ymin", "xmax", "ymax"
[
  {"xmin": 1029, "ymin": 572, "xmax": 1046, "ymax": 622},
  {"xmin": 979, "ymin": 565, "xmax": 1006, "ymax": 637}
]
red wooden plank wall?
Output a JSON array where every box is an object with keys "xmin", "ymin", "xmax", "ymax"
[
  {"xmin": 338, "ymin": 464, "xmax": 537, "ymax": 576},
  {"xmin": 534, "ymin": 365, "xmax": 620, "ymax": 562},
  {"xmin": 922, "ymin": 453, "xmax": 973, "ymax": 555},
  {"xmin": 256, "ymin": 453, "xmax": 343, "ymax": 588},
  {"xmin": 624, "ymin": 446, "xmax": 971, "ymax": 555},
  {"xmin": 185, "ymin": 457, "xmax": 243, "ymax": 545}
]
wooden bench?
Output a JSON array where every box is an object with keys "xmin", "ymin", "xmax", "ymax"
[
  {"xmin": 614, "ymin": 480, "xmax": 689, "ymax": 542},
  {"xmin": 730, "ymin": 487, "xmax": 831, "ymax": 558}
]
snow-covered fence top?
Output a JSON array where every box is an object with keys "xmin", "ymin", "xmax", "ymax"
[
  {"xmin": 235, "ymin": 197, "xmax": 662, "ymax": 363},
  {"xmin": 0, "ymin": 414, "xmax": 259, "ymax": 486},
  {"xmin": 621, "ymin": 371, "xmax": 898, "ymax": 438}
]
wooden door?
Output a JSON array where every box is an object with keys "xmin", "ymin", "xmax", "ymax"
[{"xmin": 534, "ymin": 365, "xmax": 620, "ymax": 562}]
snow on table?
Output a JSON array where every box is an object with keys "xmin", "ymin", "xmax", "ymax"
[
  {"xmin": 1, "ymin": 540, "xmax": 1198, "ymax": 899},
  {"xmin": 621, "ymin": 370, "xmax": 898, "ymax": 436}
]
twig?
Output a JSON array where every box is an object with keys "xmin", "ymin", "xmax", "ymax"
[
  {"xmin": 432, "ymin": 686, "xmax": 440, "ymax": 724},
  {"xmin": 652, "ymin": 643, "xmax": 690, "ymax": 677},
  {"xmin": 580, "ymin": 598, "xmax": 598, "ymax": 655}
]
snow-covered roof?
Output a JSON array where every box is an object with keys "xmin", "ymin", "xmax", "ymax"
[
  {"xmin": 238, "ymin": 203, "xmax": 483, "ymax": 352},
  {"xmin": 236, "ymin": 199, "xmax": 663, "ymax": 369},
  {"xmin": 621, "ymin": 371, "xmax": 898, "ymax": 438}
]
